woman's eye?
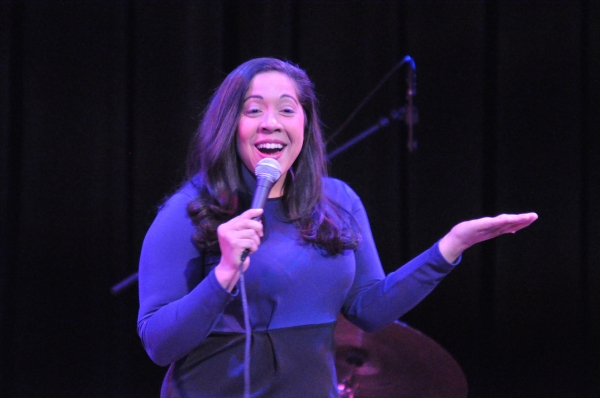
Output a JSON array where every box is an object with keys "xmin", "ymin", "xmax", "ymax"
[
  {"xmin": 245, "ymin": 108, "xmax": 261, "ymax": 115},
  {"xmin": 281, "ymin": 108, "xmax": 295, "ymax": 115}
]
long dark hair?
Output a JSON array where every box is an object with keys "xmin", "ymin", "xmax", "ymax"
[{"xmin": 187, "ymin": 58, "xmax": 360, "ymax": 255}]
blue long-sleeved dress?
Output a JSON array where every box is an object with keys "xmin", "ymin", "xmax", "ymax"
[{"xmin": 137, "ymin": 172, "xmax": 459, "ymax": 397}]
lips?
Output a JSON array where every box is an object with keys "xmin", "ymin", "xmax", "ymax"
[{"xmin": 255, "ymin": 142, "xmax": 286, "ymax": 155}]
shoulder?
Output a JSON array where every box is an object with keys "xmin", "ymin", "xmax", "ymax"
[
  {"xmin": 322, "ymin": 177, "xmax": 362, "ymax": 210},
  {"xmin": 160, "ymin": 181, "xmax": 198, "ymax": 213},
  {"xmin": 141, "ymin": 180, "xmax": 200, "ymax": 251},
  {"xmin": 150, "ymin": 179, "xmax": 202, "ymax": 229}
]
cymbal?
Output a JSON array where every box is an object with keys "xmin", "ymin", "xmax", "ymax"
[{"xmin": 334, "ymin": 314, "xmax": 468, "ymax": 398}]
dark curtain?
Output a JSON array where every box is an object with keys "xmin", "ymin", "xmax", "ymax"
[{"xmin": 1, "ymin": 1, "xmax": 598, "ymax": 397}]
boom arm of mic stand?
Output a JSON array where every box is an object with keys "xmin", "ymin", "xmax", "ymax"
[
  {"xmin": 327, "ymin": 117, "xmax": 389, "ymax": 161},
  {"xmin": 110, "ymin": 273, "xmax": 138, "ymax": 296},
  {"xmin": 327, "ymin": 107, "xmax": 409, "ymax": 161}
]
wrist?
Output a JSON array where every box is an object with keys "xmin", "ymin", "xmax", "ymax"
[
  {"xmin": 214, "ymin": 263, "xmax": 240, "ymax": 292},
  {"xmin": 439, "ymin": 232, "xmax": 468, "ymax": 264}
]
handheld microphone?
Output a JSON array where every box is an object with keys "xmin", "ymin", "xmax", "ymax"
[{"xmin": 240, "ymin": 158, "xmax": 282, "ymax": 262}]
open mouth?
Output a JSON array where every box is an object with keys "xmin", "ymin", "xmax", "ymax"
[{"xmin": 256, "ymin": 142, "xmax": 285, "ymax": 155}]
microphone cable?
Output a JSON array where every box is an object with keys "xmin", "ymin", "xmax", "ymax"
[{"xmin": 239, "ymin": 262, "xmax": 252, "ymax": 398}]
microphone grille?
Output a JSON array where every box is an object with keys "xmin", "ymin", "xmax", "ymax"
[{"xmin": 254, "ymin": 158, "xmax": 282, "ymax": 183}]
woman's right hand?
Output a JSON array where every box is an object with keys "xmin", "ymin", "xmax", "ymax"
[{"xmin": 214, "ymin": 208, "xmax": 264, "ymax": 291}]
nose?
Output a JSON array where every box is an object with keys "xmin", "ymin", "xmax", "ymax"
[{"xmin": 259, "ymin": 110, "xmax": 282, "ymax": 133}]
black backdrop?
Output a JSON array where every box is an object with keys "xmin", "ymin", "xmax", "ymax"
[{"xmin": 1, "ymin": 1, "xmax": 599, "ymax": 397}]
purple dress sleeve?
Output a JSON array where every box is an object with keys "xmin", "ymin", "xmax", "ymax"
[
  {"xmin": 136, "ymin": 184, "xmax": 238, "ymax": 366},
  {"xmin": 331, "ymin": 179, "xmax": 460, "ymax": 331}
]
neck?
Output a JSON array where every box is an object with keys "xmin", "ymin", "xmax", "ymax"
[{"xmin": 269, "ymin": 175, "xmax": 286, "ymax": 198}]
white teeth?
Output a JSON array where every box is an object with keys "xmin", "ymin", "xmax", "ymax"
[{"xmin": 256, "ymin": 143, "xmax": 284, "ymax": 150}]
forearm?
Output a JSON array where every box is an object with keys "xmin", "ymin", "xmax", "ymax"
[{"xmin": 343, "ymin": 241, "xmax": 458, "ymax": 332}]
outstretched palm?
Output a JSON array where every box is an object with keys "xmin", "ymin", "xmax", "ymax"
[{"xmin": 439, "ymin": 213, "xmax": 538, "ymax": 263}]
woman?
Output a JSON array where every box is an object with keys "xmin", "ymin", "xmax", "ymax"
[{"xmin": 137, "ymin": 57, "xmax": 537, "ymax": 397}]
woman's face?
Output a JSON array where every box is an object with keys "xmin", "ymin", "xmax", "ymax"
[{"xmin": 237, "ymin": 71, "xmax": 305, "ymax": 197}]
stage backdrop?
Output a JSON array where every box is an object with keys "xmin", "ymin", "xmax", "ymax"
[{"xmin": 1, "ymin": 1, "xmax": 598, "ymax": 397}]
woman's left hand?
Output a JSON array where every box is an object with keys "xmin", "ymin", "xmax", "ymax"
[{"xmin": 438, "ymin": 212, "xmax": 539, "ymax": 263}]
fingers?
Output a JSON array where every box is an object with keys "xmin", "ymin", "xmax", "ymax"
[
  {"xmin": 496, "ymin": 212, "xmax": 538, "ymax": 223},
  {"xmin": 487, "ymin": 212, "xmax": 538, "ymax": 234},
  {"xmin": 217, "ymin": 209, "xmax": 265, "ymax": 270},
  {"xmin": 224, "ymin": 211, "xmax": 264, "ymax": 236},
  {"xmin": 238, "ymin": 208, "xmax": 264, "ymax": 228}
]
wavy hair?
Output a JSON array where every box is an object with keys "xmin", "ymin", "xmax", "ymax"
[{"xmin": 187, "ymin": 58, "xmax": 360, "ymax": 255}]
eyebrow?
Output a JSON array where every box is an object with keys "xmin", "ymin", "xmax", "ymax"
[{"xmin": 243, "ymin": 94, "xmax": 299, "ymax": 104}]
